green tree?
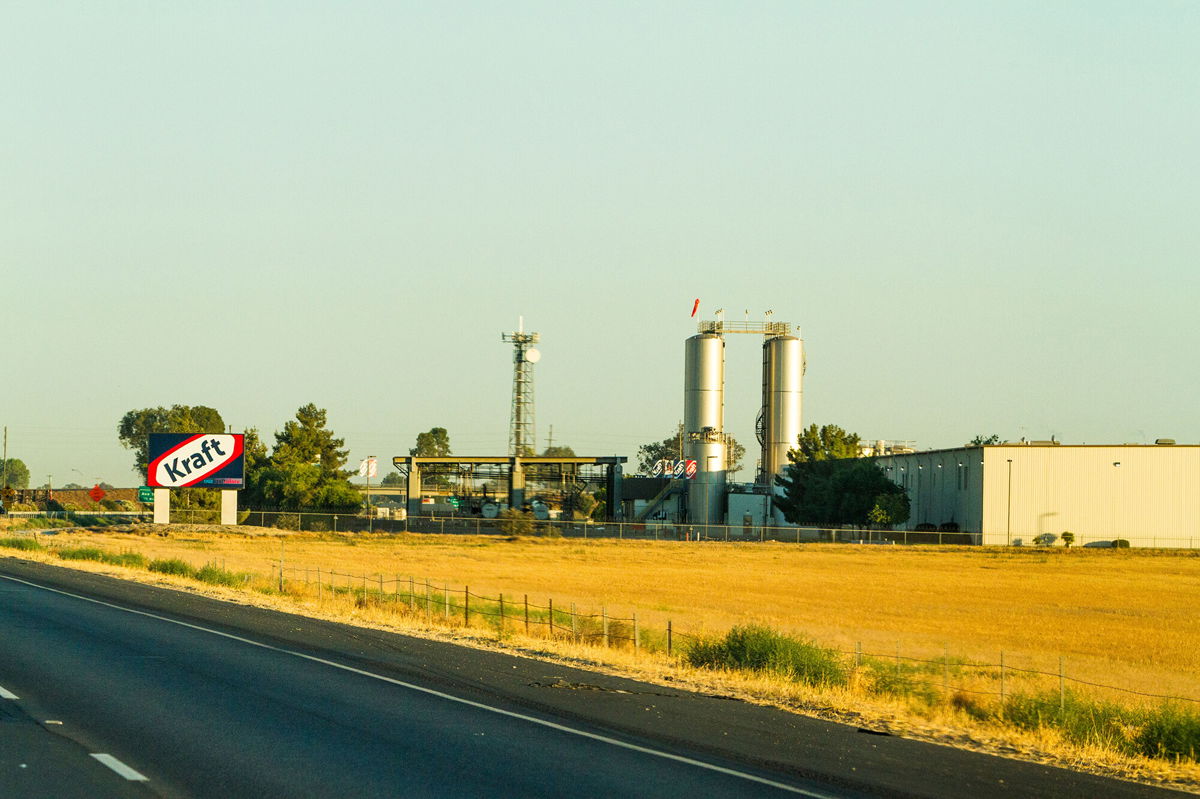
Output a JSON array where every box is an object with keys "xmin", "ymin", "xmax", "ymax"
[
  {"xmin": 636, "ymin": 424, "xmax": 685, "ymax": 474},
  {"xmin": 380, "ymin": 471, "xmax": 404, "ymax": 486},
  {"xmin": 775, "ymin": 458, "xmax": 907, "ymax": 528},
  {"xmin": 1, "ymin": 458, "xmax": 30, "ymax": 489},
  {"xmin": 237, "ymin": 428, "xmax": 272, "ymax": 508},
  {"xmin": 969, "ymin": 434, "xmax": 1003, "ymax": 445},
  {"xmin": 868, "ymin": 492, "xmax": 912, "ymax": 529},
  {"xmin": 272, "ymin": 403, "xmax": 350, "ymax": 472},
  {"xmin": 117, "ymin": 405, "xmax": 226, "ymax": 477},
  {"xmin": 541, "ymin": 445, "xmax": 576, "ymax": 457},
  {"xmin": 1061, "ymin": 530, "xmax": 1075, "ymax": 548},
  {"xmin": 117, "ymin": 405, "xmax": 226, "ymax": 514},
  {"xmin": 789, "ymin": 424, "xmax": 861, "ymax": 463},
  {"xmin": 410, "ymin": 427, "xmax": 451, "ymax": 457},
  {"xmin": 254, "ymin": 405, "xmax": 360, "ymax": 512}
]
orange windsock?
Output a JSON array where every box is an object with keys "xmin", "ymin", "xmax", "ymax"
[{"xmin": 690, "ymin": 298, "xmax": 700, "ymax": 318}]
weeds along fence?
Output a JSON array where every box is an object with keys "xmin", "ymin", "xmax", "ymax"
[{"xmin": 2, "ymin": 528, "xmax": 1198, "ymax": 759}]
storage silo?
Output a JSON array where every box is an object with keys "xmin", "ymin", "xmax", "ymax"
[
  {"xmin": 760, "ymin": 335, "xmax": 804, "ymax": 483},
  {"xmin": 684, "ymin": 333, "xmax": 727, "ymax": 524}
]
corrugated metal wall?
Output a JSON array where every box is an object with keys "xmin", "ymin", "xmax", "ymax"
[{"xmin": 877, "ymin": 445, "xmax": 1200, "ymax": 547}]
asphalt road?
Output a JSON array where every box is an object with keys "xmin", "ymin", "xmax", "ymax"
[{"xmin": 0, "ymin": 557, "xmax": 1188, "ymax": 798}]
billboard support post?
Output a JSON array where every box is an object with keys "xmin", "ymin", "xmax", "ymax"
[
  {"xmin": 221, "ymin": 490, "xmax": 237, "ymax": 526},
  {"xmin": 153, "ymin": 489, "xmax": 170, "ymax": 525}
]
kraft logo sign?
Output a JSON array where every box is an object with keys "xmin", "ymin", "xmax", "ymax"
[{"xmin": 147, "ymin": 433, "xmax": 245, "ymax": 489}]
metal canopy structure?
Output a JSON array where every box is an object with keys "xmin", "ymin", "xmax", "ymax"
[{"xmin": 391, "ymin": 455, "xmax": 626, "ymax": 521}]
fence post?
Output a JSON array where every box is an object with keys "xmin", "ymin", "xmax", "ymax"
[
  {"xmin": 548, "ymin": 598, "xmax": 554, "ymax": 636},
  {"xmin": 464, "ymin": 587, "xmax": 470, "ymax": 626},
  {"xmin": 633, "ymin": 612, "xmax": 639, "ymax": 654},
  {"xmin": 409, "ymin": 576, "xmax": 415, "ymax": 610},
  {"xmin": 855, "ymin": 641, "xmax": 862, "ymax": 670},
  {"xmin": 498, "ymin": 593, "xmax": 504, "ymax": 637},
  {"xmin": 1059, "ymin": 657, "xmax": 1065, "ymax": 721},
  {"xmin": 943, "ymin": 646, "xmax": 949, "ymax": 700},
  {"xmin": 570, "ymin": 603, "xmax": 577, "ymax": 644},
  {"xmin": 378, "ymin": 574, "xmax": 384, "ymax": 601},
  {"xmin": 667, "ymin": 620, "xmax": 672, "ymax": 657},
  {"xmin": 1000, "ymin": 651, "xmax": 1006, "ymax": 708},
  {"xmin": 444, "ymin": 583, "xmax": 449, "ymax": 621},
  {"xmin": 317, "ymin": 566, "xmax": 322, "ymax": 601},
  {"xmin": 524, "ymin": 594, "xmax": 529, "ymax": 635},
  {"xmin": 602, "ymin": 607, "xmax": 609, "ymax": 647}
]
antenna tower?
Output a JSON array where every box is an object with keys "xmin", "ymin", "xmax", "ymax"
[{"xmin": 501, "ymin": 317, "xmax": 540, "ymax": 456}]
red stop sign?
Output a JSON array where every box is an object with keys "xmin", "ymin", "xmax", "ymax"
[{"xmin": 89, "ymin": 484, "xmax": 106, "ymax": 503}]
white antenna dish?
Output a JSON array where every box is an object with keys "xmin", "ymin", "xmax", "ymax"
[{"xmin": 524, "ymin": 348, "xmax": 541, "ymax": 363}]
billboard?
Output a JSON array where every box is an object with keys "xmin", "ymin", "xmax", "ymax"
[{"xmin": 147, "ymin": 433, "xmax": 245, "ymax": 489}]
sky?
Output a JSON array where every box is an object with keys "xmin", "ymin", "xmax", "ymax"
[{"xmin": 3, "ymin": 2, "xmax": 1198, "ymax": 487}]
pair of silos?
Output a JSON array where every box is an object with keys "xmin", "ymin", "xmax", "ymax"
[{"xmin": 683, "ymin": 333, "xmax": 804, "ymax": 525}]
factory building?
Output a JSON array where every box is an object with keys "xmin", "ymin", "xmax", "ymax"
[{"xmin": 873, "ymin": 442, "xmax": 1200, "ymax": 548}]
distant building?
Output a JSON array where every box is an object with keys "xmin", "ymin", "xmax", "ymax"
[{"xmin": 873, "ymin": 442, "xmax": 1200, "ymax": 548}]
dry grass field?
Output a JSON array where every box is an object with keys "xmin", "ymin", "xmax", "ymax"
[
  {"xmin": 23, "ymin": 525, "xmax": 1200, "ymax": 703},
  {"xmin": 6, "ymin": 523, "xmax": 1200, "ymax": 791}
]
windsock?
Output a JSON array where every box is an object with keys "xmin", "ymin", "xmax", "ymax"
[{"xmin": 690, "ymin": 298, "xmax": 700, "ymax": 318}]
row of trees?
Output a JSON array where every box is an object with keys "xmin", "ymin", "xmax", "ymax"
[{"xmin": 117, "ymin": 403, "xmax": 362, "ymax": 513}]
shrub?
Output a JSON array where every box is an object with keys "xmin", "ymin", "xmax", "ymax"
[
  {"xmin": 148, "ymin": 558, "xmax": 196, "ymax": 578},
  {"xmin": 0, "ymin": 536, "xmax": 42, "ymax": 551},
  {"xmin": 1033, "ymin": 532, "xmax": 1058, "ymax": 547},
  {"xmin": 273, "ymin": 514, "xmax": 301, "ymax": 531},
  {"xmin": 1135, "ymin": 704, "xmax": 1200, "ymax": 761},
  {"xmin": 104, "ymin": 552, "xmax": 147, "ymax": 568},
  {"xmin": 57, "ymin": 546, "xmax": 107, "ymax": 561},
  {"xmin": 685, "ymin": 625, "xmax": 848, "ymax": 687},
  {"xmin": 195, "ymin": 563, "xmax": 246, "ymax": 587},
  {"xmin": 497, "ymin": 509, "xmax": 534, "ymax": 536},
  {"xmin": 1113, "ymin": 539, "xmax": 1131, "ymax": 548}
]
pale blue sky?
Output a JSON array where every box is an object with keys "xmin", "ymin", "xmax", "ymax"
[{"xmin": 3, "ymin": 2, "xmax": 1197, "ymax": 486}]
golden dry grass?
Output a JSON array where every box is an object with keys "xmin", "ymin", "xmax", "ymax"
[
  {"xmin": 7, "ymin": 525, "xmax": 1200, "ymax": 792},
  {"xmin": 36, "ymin": 526, "xmax": 1198, "ymax": 699}
]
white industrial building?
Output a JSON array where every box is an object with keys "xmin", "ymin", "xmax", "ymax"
[{"xmin": 873, "ymin": 442, "xmax": 1200, "ymax": 548}]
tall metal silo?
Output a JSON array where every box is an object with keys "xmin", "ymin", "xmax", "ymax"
[
  {"xmin": 760, "ymin": 335, "xmax": 804, "ymax": 483},
  {"xmin": 684, "ymin": 333, "xmax": 727, "ymax": 524}
]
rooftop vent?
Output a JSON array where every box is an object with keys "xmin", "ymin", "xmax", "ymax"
[{"xmin": 1155, "ymin": 438, "xmax": 1176, "ymax": 445}]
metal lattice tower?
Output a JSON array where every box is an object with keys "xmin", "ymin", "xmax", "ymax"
[{"xmin": 502, "ymin": 319, "xmax": 540, "ymax": 456}]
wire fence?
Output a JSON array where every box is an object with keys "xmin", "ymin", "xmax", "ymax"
[
  {"xmin": 3, "ymin": 526, "xmax": 1197, "ymax": 719},
  {"xmin": 4, "ymin": 507, "xmax": 1198, "ymax": 549},
  {"xmin": 263, "ymin": 559, "xmax": 1200, "ymax": 712}
]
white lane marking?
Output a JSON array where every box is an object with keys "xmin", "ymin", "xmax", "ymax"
[
  {"xmin": 91, "ymin": 753, "xmax": 149, "ymax": 781},
  {"xmin": 0, "ymin": 684, "xmax": 17, "ymax": 699},
  {"xmin": 2, "ymin": 574, "xmax": 836, "ymax": 798}
]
